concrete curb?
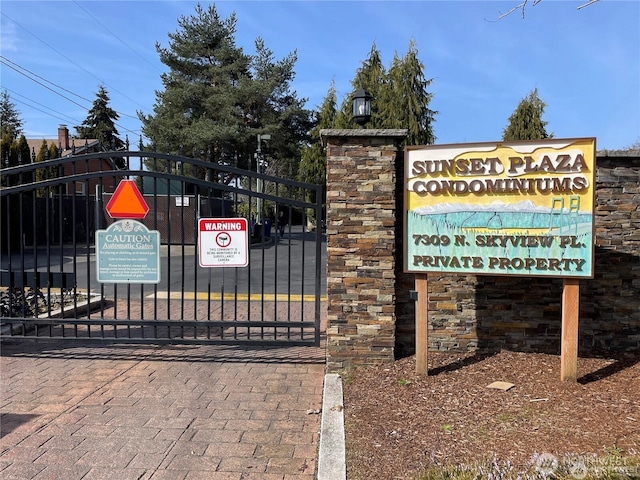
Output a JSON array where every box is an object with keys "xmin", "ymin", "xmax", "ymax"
[{"xmin": 317, "ymin": 373, "xmax": 346, "ymax": 480}]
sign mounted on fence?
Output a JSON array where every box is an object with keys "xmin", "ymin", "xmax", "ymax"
[
  {"xmin": 404, "ymin": 138, "xmax": 596, "ymax": 278},
  {"xmin": 105, "ymin": 179, "xmax": 149, "ymax": 219},
  {"xmin": 198, "ymin": 218, "xmax": 249, "ymax": 268},
  {"xmin": 96, "ymin": 220, "xmax": 161, "ymax": 283}
]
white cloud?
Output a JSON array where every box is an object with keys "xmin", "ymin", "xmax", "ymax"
[{"xmin": 0, "ymin": 20, "xmax": 19, "ymax": 52}]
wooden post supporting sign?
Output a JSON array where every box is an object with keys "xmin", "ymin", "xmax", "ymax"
[
  {"xmin": 415, "ymin": 274, "xmax": 581, "ymax": 381},
  {"xmin": 415, "ymin": 273, "xmax": 429, "ymax": 375},
  {"xmin": 561, "ymin": 278, "xmax": 580, "ymax": 381}
]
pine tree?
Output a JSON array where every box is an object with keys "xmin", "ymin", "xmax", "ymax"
[
  {"xmin": 140, "ymin": 3, "xmax": 312, "ymax": 176},
  {"xmin": 382, "ymin": 40, "xmax": 436, "ymax": 145},
  {"xmin": 298, "ymin": 81, "xmax": 337, "ymax": 191},
  {"xmin": 336, "ymin": 43, "xmax": 387, "ymax": 129},
  {"xmin": 1, "ymin": 131, "xmax": 13, "ymax": 170},
  {"xmin": 76, "ymin": 85, "xmax": 122, "ymax": 148},
  {"xmin": 35, "ymin": 140, "xmax": 50, "ymax": 196},
  {"xmin": 48, "ymin": 143, "xmax": 59, "ymax": 160},
  {"xmin": 250, "ymin": 38, "xmax": 312, "ymax": 179},
  {"xmin": 0, "ymin": 90, "xmax": 23, "ymax": 141},
  {"xmin": 502, "ymin": 88, "xmax": 551, "ymax": 141},
  {"xmin": 15, "ymin": 135, "xmax": 30, "ymax": 166},
  {"xmin": 331, "ymin": 41, "xmax": 437, "ymax": 145}
]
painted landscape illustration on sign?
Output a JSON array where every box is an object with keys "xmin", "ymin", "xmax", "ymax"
[{"xmin": 405, "ymin": 138, "xmax": 596, "ymax": 278}]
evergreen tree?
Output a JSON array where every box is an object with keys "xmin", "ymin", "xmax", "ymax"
[
  {"xmin": 1, "ymin": 131, "xmax": 13, "ymax": 170},
  {"xmin": 300, "ymin": 39, "xmax": 438, "ymax": 217},
  {"xmin": 0, "ymin": 126, "xmax": 27, "ymax": 186},
  {"xmin": 76, "ymin": 85, "xmax": 122, "ymax": 148},
  {"xmin": 48, "ymin": 143, "xmax": 59, "ymax": 160},
  {"xmin": 35, "ymin": 140, "xmax": 50, "ymax": 196},
  {"xmin": 250, "ymin": 38, "xmax": 313, "ymax": 179},
  {"xmin": 15, "ymin": 135, "xmax": 30, "ymax": 166},
  {"xmin": 140, "ymin": 3, "xmax": 312, "ymax": 177},
  {"xmin": 0, "ymin": 90, "xmax": 23, "ymax": 141},
  {"xmin": 502, "ymin": 88, "xmax": 551, "ymax": 141},
  {"xmin": 382, "ymin": 40, "xmax": 436, "ymax": 145},
  {"xmin": 331, "ymin": 40, "xmax": 436, "ymax": 145},
  {"xmin": 336, "ymin": 43, "xmax": 387, "ymax": 129},
  {"xmin": 36, "ymin": 140, "xmax": 49, "ymax": 162},
  {"xmin": 298, "ymin": 81, "xmax": 337, "ymax": 192},
  {"xmin": 0, "ymin": 132, "xmax": 30, "ymax": 185}
]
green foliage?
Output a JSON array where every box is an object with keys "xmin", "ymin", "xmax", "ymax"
[
  {"xmin": 0, "ymin": 90, "xmax": 23, "ymax": 140},
  {"xmin": 603, "ymin": 443, "xmax": 624, "ymax": 458},
  {"xmin": 382, "ymin": 40, "xmax": 436, "ymax": 146},
  {"xmin": 33, "ymin": 141, "xmax": 60, "ymax": 197},
  {"xmin": 415, "ymin": 454, "xmax": 640, "ymax": 480},
  {"xmin": 339, "ymin": 42, "xmax": 387, "ymax": 129},
  {"xmin": 233, "ymin": 201, "xmax": 254, "ymax": 221},
  {"xmin": 1, "ymin": 134, "xmax": 31, "ymax": 187},
  {"xmin": 75, "ymin": 85, "xmax": 122, "ymax": 148},
  {"xmin": 1, "ymin": 130, "xmax": 13, "ymax": 169},
  {"xmin": 140, "ymin": 3, "xmax": 312, "ymax": 178},
  {"xmin": 502, "ymin": 88, "xmax": 552, "ymax": 141},
  {"xmin": 333, "ymin": 40, "xmax": 437, "ymax": 146},
  {"xmin": 417, "ymin": 465, "xmax": 478, "ymax": 480},
  {"xmin": 48, "ymin": 143, "xmax": 59, "ymax": 161},
  {"xmin": 301, "ymin": 40, "xmax": 437, "ymax": 220},
  {"xmin": 298, "ymin": 81, "xmax": 337, "ymax": 205}
]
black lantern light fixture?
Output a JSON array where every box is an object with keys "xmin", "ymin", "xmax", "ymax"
[{"xmin": 352, "ymin": 88, "xmax": 372, "ymax": 127}]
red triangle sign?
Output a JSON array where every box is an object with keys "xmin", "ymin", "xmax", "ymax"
[{"xmin": 106, "ymin": 179, "xmax": 149, "ymax": 219}]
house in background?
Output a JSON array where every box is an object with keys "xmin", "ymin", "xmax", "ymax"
[{"xmin": 26, "ymin": 125, "xmax": 125, "ymax": 196}]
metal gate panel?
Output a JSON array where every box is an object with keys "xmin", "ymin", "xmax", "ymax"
[{"xmin": 1, "ymin": 151, "xmax": 324, "ymax": 346}]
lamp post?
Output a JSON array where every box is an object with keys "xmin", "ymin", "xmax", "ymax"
[
  {"xmin": 256, "ymin": 134, "xmax": 271, "ymax": 225},
  {"xmin": 352, "ymin": 88, "xmax": 372, "ymax": 127}
]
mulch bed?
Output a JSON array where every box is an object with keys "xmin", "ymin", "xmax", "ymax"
[{"xmin": 342, "ymin": 350, "xmax": 640, "ymax": 480}]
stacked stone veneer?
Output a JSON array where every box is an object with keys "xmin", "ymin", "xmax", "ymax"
[
  {"xmin": 323, "ymin": 129, "xmax": 640, "ymax": 370},
  {"xmin": 322, "ymin": 129, "xmax": 407, "ymax": 370}
]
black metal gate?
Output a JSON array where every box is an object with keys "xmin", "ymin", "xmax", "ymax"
[{"xmin": 1, "ymin": 150, "xmax": 324, "ymax": 346}]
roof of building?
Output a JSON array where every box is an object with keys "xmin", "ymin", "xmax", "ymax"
[{"xmin": 26, "ymin": 137, "xmax": 100, "ymax": 159}]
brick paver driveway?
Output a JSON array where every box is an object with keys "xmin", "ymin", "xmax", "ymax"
[{"xmin": 1, "ymin": 341, "xmax": 325, "ymax": 479}]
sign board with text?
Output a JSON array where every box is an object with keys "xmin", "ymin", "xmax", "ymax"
[
  {"xmin": 198, "ymin": 218, "xmax": 249, "ymax": 268},
  {"xmin": 96, "ymin": 220, "xmax": 160, "ymax": 283},
  {"xmin": 404, "ymin": 138, "xmax": 596, "ymax": 278}
]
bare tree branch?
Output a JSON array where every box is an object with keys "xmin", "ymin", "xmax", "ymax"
[
  {"xmin": 577, "ymin": 0, "xmax": 601, "ymax": 10},
  {"xmin": 497, "ymin": 1, "xmax": 528, "ymax": 21},
  {"xmin": 494, "ymin": 0, "xmax": 601, "ymax": 20}
]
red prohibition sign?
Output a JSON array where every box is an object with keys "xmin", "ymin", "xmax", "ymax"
[{"xmin": 215, "ymin": 231, "xmax": 232, "ymax": 248}]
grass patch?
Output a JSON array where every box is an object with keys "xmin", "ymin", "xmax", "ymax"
[{"xmin": 415, "ymin": 454, "xmax": 640, "ymax": 480}]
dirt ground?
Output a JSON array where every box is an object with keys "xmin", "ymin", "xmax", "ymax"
[{"xmin": 342, "ymin": 350, "xmax": 640, "ymax": 480}]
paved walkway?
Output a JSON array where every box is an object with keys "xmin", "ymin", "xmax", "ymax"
[{"xmin": 0, "ymin": 341, "xmax": 325, "ymax": 479}]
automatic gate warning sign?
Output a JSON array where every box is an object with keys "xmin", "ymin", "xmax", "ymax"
[{"xmin": 198, "ymin": 218, "xmax": 249, "ymax": 268}]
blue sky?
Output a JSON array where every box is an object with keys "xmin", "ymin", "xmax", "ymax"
[{"xmin": 1, "ymin": 0, "xmax": 638, "ymax": 150}]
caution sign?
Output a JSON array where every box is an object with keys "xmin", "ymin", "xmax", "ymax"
[
  {"xmin": 198, "ymin": 218, "xmax": 249, "ymax": 268},
  {"xmin": 96, "ymin": 220, "xmax": 160, "ymax": 283}
]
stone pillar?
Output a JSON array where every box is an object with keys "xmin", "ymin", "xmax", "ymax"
[{"xmin": 321, "ymin": 129, "xmax": 407, "ymax": 371}]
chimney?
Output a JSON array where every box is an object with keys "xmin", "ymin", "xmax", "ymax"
[{"xmin": 58, "ymin": 124, "xmax": 69, "ymax": 150}]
